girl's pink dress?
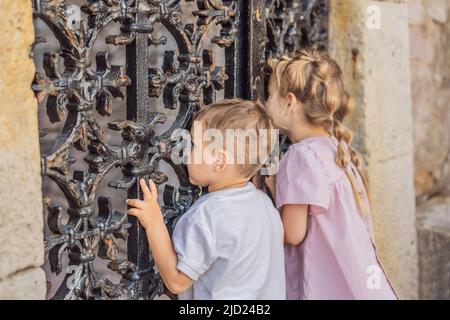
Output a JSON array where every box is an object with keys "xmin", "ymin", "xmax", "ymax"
[{"xmin": 276, "ymin": 136, "xmax": 398, "ymax": 300}]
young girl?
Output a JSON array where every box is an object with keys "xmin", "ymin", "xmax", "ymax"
[{"xmin": 265, "ymin": 49, "xmax": 398, "ymax": 300}]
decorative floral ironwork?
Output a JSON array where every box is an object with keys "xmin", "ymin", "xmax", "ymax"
[
  {"xmin": 32, "ymin": 0, "xmax": 237, "ymax": 300},
  {"xmin": 265, "ymin": 0, "xmax": 328, "ymax": 59}
]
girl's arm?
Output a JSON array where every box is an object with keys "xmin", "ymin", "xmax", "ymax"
[
  {"xmin": 281, "ymin": 204, "xmax": 309, "ymax": 246},
  {"xmin": 127, "ymin": 179, "xmax": 193, "ymax": 294}
]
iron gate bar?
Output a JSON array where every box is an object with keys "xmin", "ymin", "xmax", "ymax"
[
  {"xmin": 32, "ymin": 0, "xmax": 328, "ymax": 300},
  {"xmin": 125, "ymin": 2, "xmax": 152, "ymax": 299}
]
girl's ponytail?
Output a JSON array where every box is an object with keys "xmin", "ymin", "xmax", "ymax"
[
  {"xmin": 269, "ymin": 48, "xmax": 370, "ymax": 217},
  {"xmin": 332, "ymin": 119, "xmax": 370, "ymax": 217}
]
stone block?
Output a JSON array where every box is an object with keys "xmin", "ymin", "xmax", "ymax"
[
  {"xmin": 0, "ymin": 267, "xmax": 46, "ymax": 300},
  {"xmin": 0, "ymin": 0, "xmax": 45, "ymax": 296}
]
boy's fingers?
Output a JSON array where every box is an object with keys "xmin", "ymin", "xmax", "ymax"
[
  {"xmin": 148, "ymin": 179, "xmax": 158, "ymax": 198},
  {"xmin": 139, "ymin": 178, "xmax": 152, "ymax": 200},
  {"xmin": 127, "ymin": 208, "xmax": 141, "ymax": 217},
  {"xmin": 126, "ymin": 199, "xmax": 144, "ymax": 209}
]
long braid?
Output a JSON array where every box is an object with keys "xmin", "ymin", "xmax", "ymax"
[{"xmin": 332, "ymin": 120, "xmax": 370, "ymax": 217}]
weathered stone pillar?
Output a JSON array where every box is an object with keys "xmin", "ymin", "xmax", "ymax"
[
  {"xmin": 0, "ymin": 1, "xmax": 46, "ymax": 299},
  {"xmin": 329, "ymin": 0, "xmax": 418, "ymax": 299}
]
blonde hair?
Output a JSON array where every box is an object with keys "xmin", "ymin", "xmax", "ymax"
[
  {"xmin": 268, "ymin": 49, "xmax": 370, "ymax": 216},
  {"xmin": 193, "ymin": 98, "xmax": 275, "ymax": 178}
]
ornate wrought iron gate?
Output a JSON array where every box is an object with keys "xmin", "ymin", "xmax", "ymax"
[{"xmin": 32, "ymin": 0, "xmax": 328, "ymax": 300}]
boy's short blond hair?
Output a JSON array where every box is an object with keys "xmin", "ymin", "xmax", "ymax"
[{"xmin": 193, "ymin": 98, "xmax": 275, "ymax": 178}]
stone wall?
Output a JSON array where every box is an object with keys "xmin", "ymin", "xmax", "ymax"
[
  {"xmin": 329, "ymin": 0, "xmax": 418, "ymax": 299},
  {"xmin": 409, "ymin": 0, "xmax": 450, "ymax": 201},
  {"xmin": 409, "ymin": 0, "xmax": 450, "ymax": 300},
  {"xmin": 0, "ymin": 0, "xmax": 46, "ymax": 299}
]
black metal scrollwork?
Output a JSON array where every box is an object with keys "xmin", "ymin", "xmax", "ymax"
[
  {"xmin": 32, "ymin": 0, "xmax": 237, "ymax": 300},
  {"xmin": 266, "ymin": 0, "xmax": 328, "ymax": 59}
]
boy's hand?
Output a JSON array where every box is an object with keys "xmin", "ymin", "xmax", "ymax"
[{"xmin": 126, "ymin": 179, "xmax": 163, "ymax": 231}]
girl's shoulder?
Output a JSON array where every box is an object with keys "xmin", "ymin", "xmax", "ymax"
[
  {"xmin": 286, "ymin": 136, "xmax": 333, "ymax": 164},
  {"xmin": 283, "ymin": 136, "xmax": 345, "ymax": 183},
  {"xmin": 279, "ymin": 139, "xmax": 325, "ymax": 180},
  {"xmin": 276, "ymin": 138, "xmax": 333, "ymax": 211}
]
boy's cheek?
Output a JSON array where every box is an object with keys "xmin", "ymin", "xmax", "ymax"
[
  {"xmin": 188, "ymin": 174, "xmax": 199, "ymax": 186},
  {"xmin": 187, "ymin": 164, "xmax": 209, "ymax": 187},
  {"xmin": 187, "ymin": 164, "xmax": 199, "ymax": 184}
]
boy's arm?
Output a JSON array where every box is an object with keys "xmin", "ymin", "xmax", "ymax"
[
  {"xmin": 145, "ymin": 215, "xmax": 193, "ymax": 294},
  {"xmin": 127, "ymin": 179, "xmax": 193, "ymax": 295}
]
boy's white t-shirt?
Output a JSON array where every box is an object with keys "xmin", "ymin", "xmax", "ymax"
[{"xmin": 172, "ymin": 182, "xmax": 286, "ymax": 300}]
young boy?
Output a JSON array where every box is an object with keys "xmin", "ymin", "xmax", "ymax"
[{"xmin": 126, "ymin": 99, "xmax": 285, "ymax": 300}]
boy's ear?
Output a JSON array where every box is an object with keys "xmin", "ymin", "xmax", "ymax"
[{"xmin": 213, "ymin": 149, "xmax": 228, "ymax": 173}]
